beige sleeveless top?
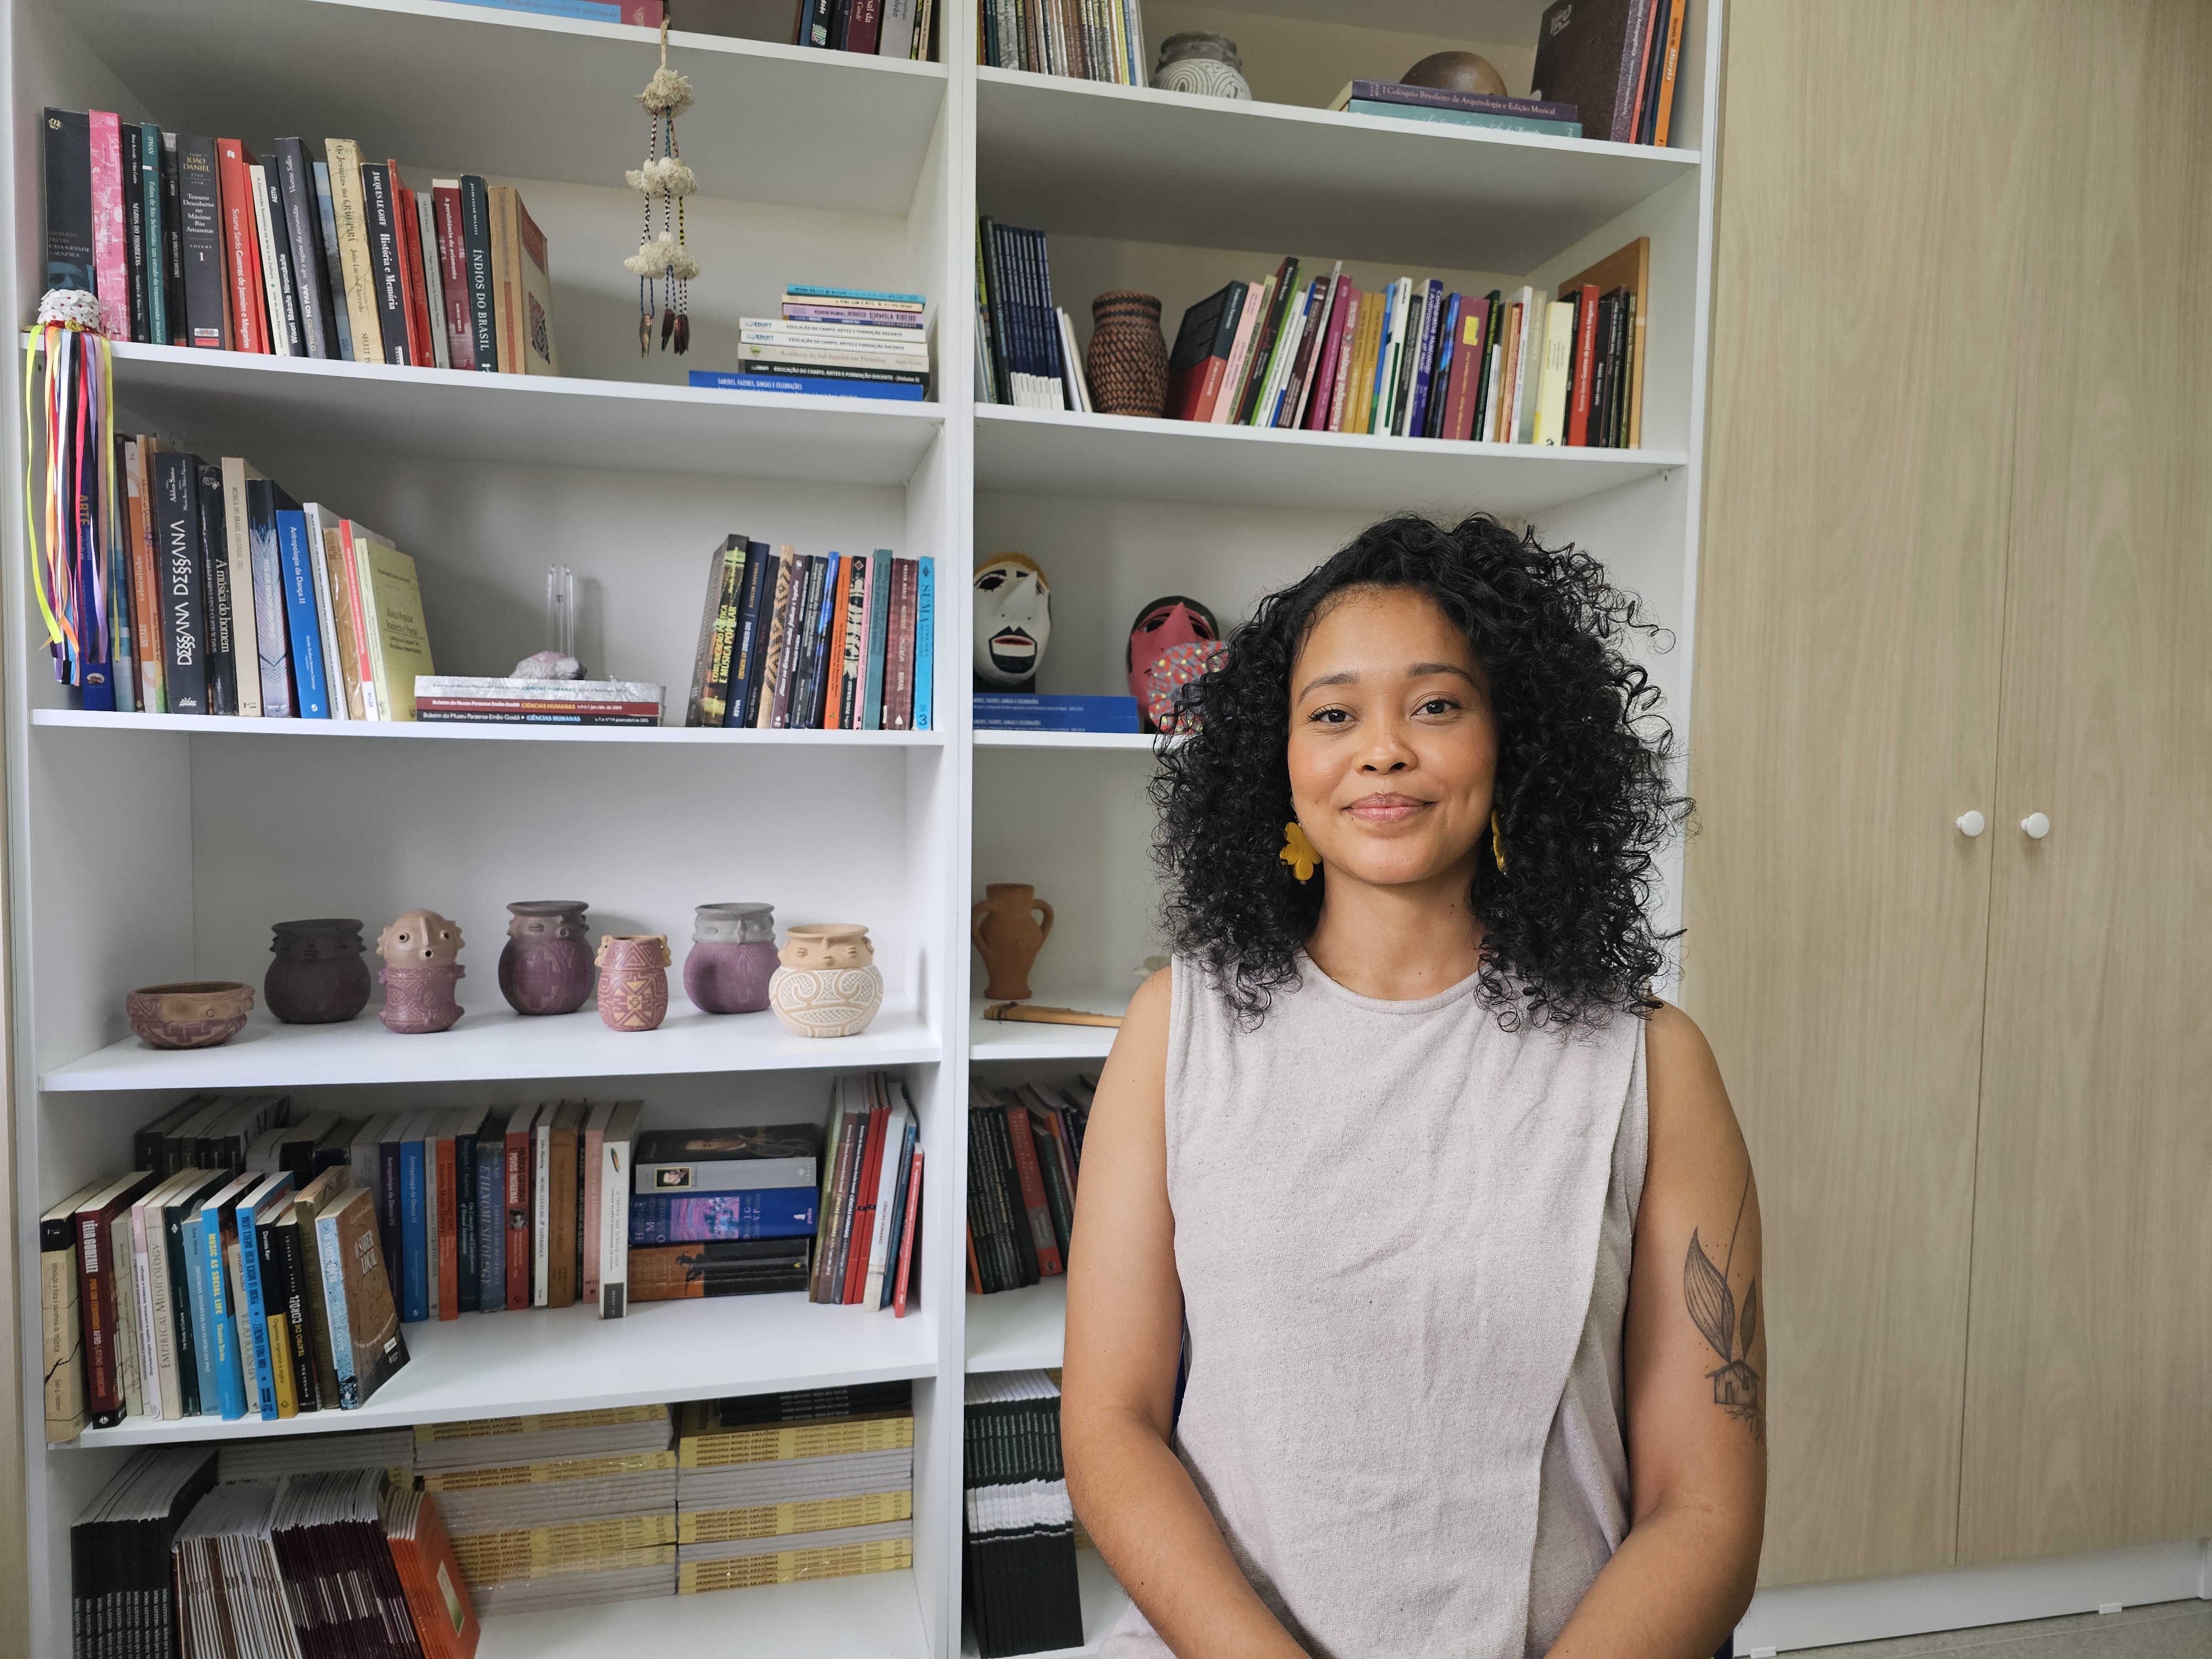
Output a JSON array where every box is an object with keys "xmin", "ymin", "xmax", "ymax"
[{"xmin": 1099, "ymin": 956, "xmax": 1647, "ymax": 1659}]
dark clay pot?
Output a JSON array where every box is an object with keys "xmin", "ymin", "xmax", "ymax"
[
  {"xmin": 683, "ymin": 901, "xmax": 779, "ymax": 1015},
  {"xmin": 264, "ymin": 918, "xmax": 372, "ymax": 1024},
  {"xmin": 498, "ymin": 900, "xmax": 595, "ymax": 1016}
]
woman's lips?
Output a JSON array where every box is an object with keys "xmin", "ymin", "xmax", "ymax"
[{"xmin": 1345, "ymin": 794, "xmax": 1428, "ymax": 825}]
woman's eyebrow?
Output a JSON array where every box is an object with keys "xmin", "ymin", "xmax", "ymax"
[
  {"xmin": 1406, "ymin": 661, "xmax": 1479, "ymax": 684},
  {"xmin": 1296, "ymin": 668, "xmax": 1359, "ymax": 698}
]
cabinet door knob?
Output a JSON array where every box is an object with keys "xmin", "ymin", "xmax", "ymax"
[
  {"xmin": 1956, "ymin": 811, "xmax": 1986, "ymax": 838},
  {"xmin": 2021, "ymin": 812, "xmax": 2051, "ymax": 839}
]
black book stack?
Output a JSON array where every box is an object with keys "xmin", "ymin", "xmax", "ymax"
[
  {"xmin": 964, "ymin": 1370, "xmax": 1085, "ymax": 1658},
  {"xmin": 697, "ymin": 1379, "xmax": 914, "ymax": 1428},
  {"xmin": 70, "ymin": 1445, "xmax": 218, "ymax": 1659}
]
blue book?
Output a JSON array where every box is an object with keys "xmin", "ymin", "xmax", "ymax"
[
  {"xmin": 476, "ymin": 1115, "xmax": 506, "ymax": 1312},
  {"xmin": 878, "ymin": 1119, "xmax": 917, "ymax": 1310},
  {"xmin": 687, "ymin": 369, "xmax": 926, "ymax": 402},
  {"xmin": 1426, "ymin": 294, "xmax": 1464, "ymax": 439},
  {"xmin": 973, "ymin": 693, "xmax": 1141, "ymax": 733},
  {"xmin": 1344, "ymin": 98, "xmax": 1583, "ymax": 139},
  {"xmin": 180, "ymin": 1212, "xmax": 221, "ymax": 1416},
  {"xmin": 311, "ymin": 163, "xmax": 353, "ymax": 363},
  {"xmin": 199, "ymin": 1176, "xmax": 257, "ymax": 1421},
  {"xmin": 275, "ymin": 509, "xmax": 331, "ymax": 718},
  {"xmin": 913, "ymin": 557, "xmax": 934, "ymax": 731},
  {"xmin": 862, "ymin": 550, "xmax": 894, "ymax": 731},
  {"xmin": 399, "ymin": 1117, "xmax": 429, "ymax": 1323},
  {"xmin": 786, "ymin": 284, "xmax": 926, "ymax": 305},
  {"xmin": 628, "ymin": 1188, "xmax": 819, "ymax": 1245},
  {"xmin": 234, "ymin": 1173, "xmax": 294, "ymax": 1420},
  {"xmin": 440, "ymin": 0, "xmax": 648, "ymax": 22},
  {"xmin": 1404, "ymin": 280, "xmax": 1444, "ymax": 439},
  {"xmin": 244, "ymin": 479, "xmax": 295, "ymax": 716},
  {"xmin": 313, "ymin": 1209, "xmax": 359, "ymax": 1408}
]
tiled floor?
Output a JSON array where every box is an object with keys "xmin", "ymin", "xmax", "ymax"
[{"xmin": 1805, "ymin": 1599, "xmax": 2211, "ymax": 1659}]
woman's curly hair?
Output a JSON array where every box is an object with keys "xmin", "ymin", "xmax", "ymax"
[{"xmin": 1152, "ymin": 513, "xmax": 1689, "ymax": 1030}]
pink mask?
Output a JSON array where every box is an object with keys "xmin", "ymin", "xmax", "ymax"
[{"xmin": 1126, "ymin": 597, "xmax": 1220, "ymax": 702}]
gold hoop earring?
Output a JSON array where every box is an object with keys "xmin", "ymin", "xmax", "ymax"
[
  {"xmin": 1491, "ymin": 809, "xmax": 1507, "ymax": 874},
  {"xmin": 1280, "ymin": 822, "xmax": 1320, "ymax": 883}
]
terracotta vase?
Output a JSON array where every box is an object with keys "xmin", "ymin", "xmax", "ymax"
[
  {"xmin": 597, "ymin": 935, "xmax": 673, "ymax": 1032},
  {"xmin": 768, "ymin": 924, "xmax": 884, "ymax": 1038},
  {"xmin": 972, "ymin": 884, "xmax": 1055, "ymax": 1000},
  {"xmin": 128, "ymin": 981, "xmax": 253, "ymax": 1049},
  {"xmin": 264, "ymin": 919, "xmax": 371, "ymax": 1024},
  {"xmin": 1085, "ymin": 293, "xmax": 1168, "ymax": 418},
  {"xmin": 684, "ymin": 901, "xmax": 779, "ymax": 1015},
  {"xmin": 378, "ymin": 964, "xmax": 465, "ymax": 1034},
  {"xmin": 498, "ymin": 900, "xmax": 595, "ymax": 1016}
]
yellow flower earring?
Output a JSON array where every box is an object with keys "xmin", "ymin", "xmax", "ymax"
[
  {"xmin": 1280, "ymin": 822, "xmax": 1321, "ymax": 883},
  {"xmin": 1491, "ymin": 809, "xmax": 1507, "ymax": 874}
]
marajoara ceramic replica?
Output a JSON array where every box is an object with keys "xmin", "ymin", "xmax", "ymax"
[
  {"xmin": 768, "ymin": 924, "xmax": 884, "ymax": 1038},
  {"xmin": 974, "ymin": 554, "xmax": 1052, "ymax": 692},
  {"xmin": 377, "ymin": 909, "xmax": 466, "ymax": 1034}
]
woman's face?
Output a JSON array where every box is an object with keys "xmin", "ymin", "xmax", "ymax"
[{"xmin": 1286, "ymin": 585, "xmax": 1497, "ymax": 892}]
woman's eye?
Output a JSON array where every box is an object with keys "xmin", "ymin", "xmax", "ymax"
[
  {"xmin": 1417, "ymin": 698, "xmax": 1459, "ymax": 716},
  {"xmin": 1309, "ymin": 707, "xmax": 1350, "ymax": 724}
]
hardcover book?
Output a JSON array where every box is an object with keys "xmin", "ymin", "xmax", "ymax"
[
  {"xmin": 174, "ymin": 136, "xmax": 226, "ymax": 348},
  {"xmin": 634, "ymin": 1126, "xmax": 821, "ymax": 1195}
]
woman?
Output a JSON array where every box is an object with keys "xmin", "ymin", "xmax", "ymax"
[{"xmin": 1063, "ymin": 515, "xmax": 1764, "ymax": 1659}]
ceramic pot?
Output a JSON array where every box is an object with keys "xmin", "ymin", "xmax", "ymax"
[
  {"xmin": 1151, "ymin": 32, "xmax": 1250, "ymax": 99},
  {"xmin": 972, "ymin": 884, "xmax": 1055, "ymax": 1000},
  {"xmin": 684, "ymin": 901, "xmax": 779, "ymax": 1015},
  {"xmin": 378, "ymin": 963, "xmax": 465, "ymax": 1034},
  {"xmin": 264, "ymin": 919, "xmax": 371, "ymax": 1024},
  {"xmin": 768, "ymin": 924, "xmax": 883, "ymax": 1037},
  {"xmin": 498, "ymin": 900, "xmax": 596, "ymax": 1016},
  {"xmin": 1085, "ymin": 293, "xmax": 1168, "ymax": 418},
  {"xmin": 128, "ymin": 981, "xmax": 253, "ymax": 1049},
  {"xmin": 1401, "ymin": 49, "xmax": 1507, "ymax": 95},
  {"xmin": 597, "ymin": 935, "xmax": 673, "ymax": 1032}
]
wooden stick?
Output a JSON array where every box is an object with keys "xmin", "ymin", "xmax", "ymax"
[{"xmin": 982, "ymin": 1002, "xmax": 1123, "ymax": 1029}]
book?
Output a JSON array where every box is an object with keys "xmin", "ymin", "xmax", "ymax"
[
  {"xmin": 1558, "ymin": 238, "xmax": 1651, "ymax": 448},
  {"xmin": 546, "ymin": 1101, "xmax": 585, "ymax": 1307},
  {"xmin": 634, "ymin": 1126, "xmax": 821, "ymax": 1194},
  {"xmin": 248, "ymin": 161, "xmax": 302, "ymax": 356},
  {"xmin": 685, "ymin": 535, "xmax": 747, "ymax": 727},
  {"xmin": 630, "ymin": 1189, "xmax": 820, "ymax": 1245},
  {"xmin": 196, "ymin": 1172, "xmax": 259, "ymax": 1420},
  {"xmin": 860, "ymin": 1097, "xmax": 913, "ymax": 1308},
  {"xmin": 1166, "ymin": 282, "xmax": 1246, "ymax": 422},
  {"xmin": 630, "ymin": 1239, "xmax": 812, "ymax": 1301},
  {"xmin": 415, "ymin": 189, "xmax": 452, "ymax": 369},
  {"xmin": 41, "ymin": 1178, "xmax": 107, "ymax": 1441},
  {"xmin": 460, "ymin": 175, "xmax": 497, "ymax": 371},
  {"xmin": 491, "ymin": 185, "xmax": 560, "ymax": 374},
  {"xmin": 120, "ymin": 123, "xmax": 149, "ymax": 342},
  {"xmin": 1566, "ymin": 281, "xmax": 1601, "ymax": 445},
  {"xmin": 1342, "ymin": 99, "xmax": 1582, "ymax": 138},
  {"xmin": 361, "ymin": 540, "xmax": 436, "ymax": 720},
  {"xmin": 476, "ymin": 1110, "xmax": 509, "ymax": 1314},
  {"xmin": 41, "ymin": 108, "xmax": 95, "ymax": 296},
  {"xmin": 267, "ymin": 1203, "xmax": 317, "ymax": 1412},
  {"xmin": 891, "ymin": 1147, "xmax": 922, "ymax": 1316},
  {"xmin": 506, "ymin": 1104, "xmax": 540, "ymax": 1311},
  {"xmin": 150, "ymin": 450, "xmax": 209, "ymax": 713},
  {"xmin": 289, "ymin": 1165, "xmax": 351, "ymax": 1410},
  {"xmin": 1532, "ymin": 0, "xmax": 1653, "ymax": 144},
  {"xmin": 173, "ymin": 135, "xmax": 226, "ymax": 348},
  {"xmin": 245, "ymin": 477, "xmax": 298, "ymax": 716},
  {"xmin": 971, "ymin": 693, "xmax": 1140, "ymax": 733},
  {"xmin": 455, "ymin": 1107, "xmax": 489, "ymax": 1314},
  {"xmin": 1533, "ymin": 301, "xmax": 1577, "ymax": 446},
  {"xmin": 1651, "ymin": 0, "xmax": 1689, "ymax": 145},
  {"xmin": 359, "ymin": 160, "xmax": 413, "ymax": 363},
  {"xmin": 431, "ymin": 179, "xmax": 477, "ymax": 369},
  {"xmin": 317, "ymin": 1183, "xmax": 409, "ymax": 1407},
  {"xmin": 324, "ymin": 139, "xmax": 384, "ymax": 364},
  {"xmin": 195, "ymin": 456, "xmax": 241, "ymax": 712},
  {"xmin": 596, "ymin": 1101, "xmax": 646, "ymax": 1319},
  {"xmin": 159, "ymin": 131, "xmax": 187, "ymax": 344},
  {"xmin": 1327, "ymin": 80, "xmax": 1578, "ymax": 122},
  {"xmin": 88, "ymin": 111, "xmax": 131, "ymax": 338},
  {"xmin": 275, "ymin": 508, "xmax": 331, "ymax": 717},
  {"xmin": 400, "ymin": 1112, "xmax": 431, "ymax": 1322},
  {"xmin": 912, "ymin": 557, "xmax": 934, "ymax": 731},
  {"xmin": 392, "ymin": 166, "xmax": 436, "ymax": 365},
  {"xmin": 273, "ymin": 139, "xmax": 337, "ymax": 359},
  {"xmin": 687, "ymin": 369, "xmax": 926, "ymax": 401},
  {"xmin": 232, "ymin": 1171, "xmax": 295, "ymax": 1420},
  {"xmin": 435, "ymin": 1110, "xmax": 462, "ymax": 1320},
  {"xmin": 443, "ymin": 0, "xmax": 661, "ymax": 20},
  {"xmin": 215, "ymin": 139, "xmax": 269, "ymax": 353}
]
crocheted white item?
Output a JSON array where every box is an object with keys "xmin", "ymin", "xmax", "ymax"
[
  {"xmin": 639, "ymin": 64, "xmax": 694, "ymax": 116},
  {"xmin": 36, "ymin": 288, "xmax": 106, "ymax": 332},
  {"xmin": 624, "ymin": 156, "xmax": 696, "ymax": 197}
]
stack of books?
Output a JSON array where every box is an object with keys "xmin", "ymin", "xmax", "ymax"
[
  {"xmin": 627, "ymin": 1123, "xmax": 821, "ymax": 1302},
  {"xmin": 975, "ymin": 220, "xmax": 1086, "ymax": 411},
  {"xmin": 418, "ymin": 1405, "xmax": 679, "ymax": 1615},
  {"xmin": 972, "ymin": 692, "xmax": 1141, "ymax": 734},
  {"xmin": 41, "ymin": 108, "xmax": 557, "ymax": 371},
  {"xmin": 69, "ymin": 1446, "xmax": 218, "ymax": 1659},
  {"xmin": 1328, "ymin": 80, "xmax": 1582, "ymax": 138},
  {"xmin": 809, "ymin": 1073, "xmax": 926, "ymax": 1312},
  {"xmin": 681, "ymin": 536, "xmax": 935, "ymax": 732},
  {"xmin": 218, "ymin": 1425, "xmax": 416, "ymax": 1485},
  {"xmin": 675, "ymin": 1383, "xmax": 916, "ymax": 1593},
  {"xmin": 705, "ymin": 285, "xmax": 931, "ymax": 401},
  {"xmin": 978, "ymin": 0, "xmax": 1146, "ymax": 86},
  {"xmin": 791, "ymin": 0, "xmax": 935, "ymax": 59},
  {"xmin": 963, "ymin": 1370, "xmax": 1084, "ymax": 1657},
  {"xmin": 965, "ymin": 1079, "xmax": 1091, "ymax": 1296},
  {"xmin": 1531, "ymin": 0, "xmax": 1689, "ymax": 147},
  {"xmin": 413, "ymin": 676, "xmax": 664, "ymax": 727},
  {"xmin": 100, "ymin": 439, "xmax": 431, "ymax": 719},
  {"xmin": 1164, "ymin": 236, "xmax": 1651, "ymax": 449}
]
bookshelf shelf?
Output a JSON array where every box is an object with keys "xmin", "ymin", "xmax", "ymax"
[
  {"xmin": 64, "ymin": 0, "xmax": 949, "ymax": 216},
  {"xmin": 32, "ymin": 709, "xmax": 948, "ymax": 746},
  {"xmin": 487, "ymin": 1567, "xmax": 930, "ymax": 1659},
  {"xmin": 40, "ymin": 999, "xmax": 939, "ymax": 1092},
  {"xmin": 960, "ymin": 1548, "xmax": 1129, "ymax": 1659},
  {"xmin": 73, "ymin": 1288, "xmax": 937, "ymax": 1447},
  {"xmin": 966, "ymin": 1279, "xmax": 1067, "ymax": 1373},
  {"xmin": 974, "ymin": 405, "xmax": 1687, "ymax": 512},
  {"xmin": 52, "ymin": 339, "xmax": 946, "ymax": 483},
  {"xmin": 969, "ymin": 995, "xmax": 1125, "ymax": 1062},
  {"xmin": 976, "ymin": 67, "xmax": 1697, "ymax": 274}
]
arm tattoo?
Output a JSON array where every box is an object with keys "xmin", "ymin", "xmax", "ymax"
[{"xmin": 1683, "ymin": 1172, "xmax": 1762, "ymax": 1440}]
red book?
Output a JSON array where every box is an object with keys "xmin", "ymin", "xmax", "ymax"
[
  {"xmin": 88, "ymin": 112, "xmax": 131, "ymax": 340},
  {"xmin": 893, "ymin": 1149, "xmax": 924, "ymax": 1317},
  {"xmin": 822, "ymin": 559, "xmax": 854, "ymax": 729},
  {"xmin": 1303, "ymin": 280, "xmax": 1355, "ymax": 430},
  {"xmin": 435, "ymin": 1125, "xmax": 459, "ymax": 1321},
  {"xmin": 75, "ymin": 1172, "xmax": 158, "ymax": 1427},
  {"xmin": 389, "ymin": 169, "xmax": 435, "ymax": 366},
  {"xmin": 1566, "ymin": 283, "xmax": 1601, "ymax": 446},
  {"xmin": 843, "ymin": 0, "xmax": 881, "ymax": 53},
  {"xmin": 964, "ymin": 1217, "xmax": 982, "ymax": 1296},
  {"xmin": 216, "ymin": 139, "xmax": 269, "ymax": 353},
  {"xmin": 1324, "ymin": 288, "xmax": 1364, "ymax": 431},
  {"xmin": 504, "ymin": 1105, "xmax": 538, "ymax": 1311},
  {"xmin": 842, "ymin": 1101, "xmax": 889, "ymax": 1303},
  {"xmin": 1442, "ymin": 299, "xmax": 1488, "ymax": 442},
  {"xmin": 1003, "ymin": 1103, "xmax": 1063, "ymax": 1276},
  {"xmin": 432, "ymin": 182, "xmax": 475, "ymax": 370}
]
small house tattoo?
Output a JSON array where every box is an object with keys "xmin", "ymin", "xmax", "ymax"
[{"xmin": 1683, "ymin": 1173, "xmax": 1762, "ymax": 1438}]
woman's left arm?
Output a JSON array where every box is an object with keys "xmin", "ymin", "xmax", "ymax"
[{"xmin": 1545, "ymin": 1003, "xmax": 1767, "ymax": 1659}]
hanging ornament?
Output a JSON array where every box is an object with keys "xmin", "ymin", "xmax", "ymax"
[
  {"xmin": 22, "ymin": 287, "xmax": 121, "ymax": 709},
  {"xmin": 625, "ymin": 20, "xmax": 700, "ymax": 356}
]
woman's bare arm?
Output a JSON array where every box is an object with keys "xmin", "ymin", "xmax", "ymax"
[
  {"xmin": 1545, "ymin": 1003, "xmax": 1767, "ymax": 1659},
  {"xmin": 1061, "ymin": 968, "xmax": 1307, "ymax": 1659}
]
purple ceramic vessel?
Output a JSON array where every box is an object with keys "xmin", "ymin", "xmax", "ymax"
[
  {"xmin": 683, "ymin": 901, "xmax": 779, "ymax": 1015},
  {"xmin": 498, "ymin": 900, "xmax": 595, "ymax": 1016},
  {"xmin": 380, "ymin": 963, "xmax": 465, "ymax": 1034},
  {"xmin": 264, "ymin": 917, "xmax": 373, "ymax": 1023}
]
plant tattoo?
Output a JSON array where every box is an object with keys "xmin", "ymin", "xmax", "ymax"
[{"xmin": 1683, "ymin": 1173, "xmax": 1762, "ymax": 1439}]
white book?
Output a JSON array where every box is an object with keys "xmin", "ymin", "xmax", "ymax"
[
  {"xmin": 739, "ymin": 319, "xmax": 929, "ymax": 352},
  {"xmin": 1509, "ymin": 286, "xmax": 1542, "ymax": 442},
  {"xmin": 597, "ymin": 1100, "xmax": 645, "ymax": 1320},
  {"xmin": 108, "ymin": 1209, "xmax": 144, "ymax": 1420},
  {"xmin": 861, "ymin": 1095, "xmax": 912, "ymax": 1310},
  {"xmin": 220, "ymin": 458, "xmax": 264, "ymax": 717},
  {"xmin": 300, "ymin": 504, "xmax": 351, "ymax": 719},
  {"xmin": 1378, "ymin": 280, "xmax": 1408, "ymax": 434},
  {"xmin": 247, "ymin": 163, "xmax": 296, "ymax": 357},
  {"xmin": 348, "ymin": 1114, "xmax": 389, "ymax": 1208},
  {"xmin": 1483, "ymin": 341, "xmax": 1504, "ymax": 442},
  {"xmin": 736, "ymin": 341, "xmax": 931, "ymax": 372},
  {"xmin": 878, "ymin": 0, "xmax": 916, "ymax": 58},
  {"xmin": 1213, "ymin": 280, "xmax": 1265, "ymax": 426},
  {"xmin": 1532, "ymin": 300, "xmax": 1577, "ymax": 446},
  {"xmin": 131, "ymin": 1173, "xmax": 185, "ymax": 1419},
  {"xmin": 1054, "ymin": 309, "xmax": 1090, "ymax": 413},
  {"xmin": 533, "ymin": 1104, "xmax": 554, "ymax": 1308}
]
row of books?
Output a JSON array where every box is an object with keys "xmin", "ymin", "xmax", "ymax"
[
  {"xmin": 413, "ymin": 674, "xmax": 665, "ymax": 727},
  {"xmin": 792, "ymin": 0, "xmax": 936, "ymax": 59},
  {"xmin": 1532, "ymin": 0, "xmax": 1689, "ymax": 148},
  {"xmin": 809, "ymin": 1073, "xmax": 926, "ymax": 1310},
  {"xmin": 965, "ymin": 1078, "xmax": 1092, "ymax": 1296},
  {"xmin": 974, "ymin": 219, "xmax": 1081, "ymax": 411},
  {"xmin": 73, "ymin": 1448, "xmax": 478, "ymax": 1659},
  {"xmin": 1328, "ymin": 78, "xmax": 1583, "ymax": 138},
  {"xmin": 41, "ymin": 109, "xmax": 557, "ymax": 371},
  {"xmin": 964, "ymin": 1370, "xmax": 1084, "ymax": 1658},
  {"xmin": 692, "ymin": 283, "xmax": 933, "ymax": 401},
  {"xmin": 99, "ymin": 436, "xmax": 434, "ymax": 718},
  {"xmin": 680, "ymin": 535, "xmax": 937, "ymax": 731},
  {"xmin": 978, "ymin": 0, "xmax": 1147, "ymax": 86},
  {"xmin": 1165, "ymin": 234, "xmax": 1650, "ymax": 448}
]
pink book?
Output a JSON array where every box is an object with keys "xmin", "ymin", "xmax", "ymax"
[
  {"xmin": 1303, "ymin": 279, "xmax": 1355, "ymax": 430},
  {"xmin": 88, "ymin": 112, "xmax": 131, "ymax": 340},
  {"xmin": 1326, "ymin": 289, "xmax": 1365, "ymax": 432},
  {"xmin": 849, "ymin": 552, "xmax": 880, "ymax": 729},
  {"xmin": 1208, "ymin": 281, "xmax": 1265, "ymax": 424}
]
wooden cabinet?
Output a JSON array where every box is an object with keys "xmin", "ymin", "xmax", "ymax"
[{"xmin": 1689, "ymin": 0, "xmax": 2212, "ymax": 1588}]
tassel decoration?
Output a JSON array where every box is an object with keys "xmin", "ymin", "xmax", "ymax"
[
  {"xmin": 22, "ymin": 288, "xmax": 121, "ymax": 709},
  {"xmin": 625, "ymin": 21, "xmax": 699, "ymax": 354}
]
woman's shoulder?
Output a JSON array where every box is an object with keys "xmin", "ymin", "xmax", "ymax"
[{"xmin": 1640, "ymin": 1000, "xmax": 1744, "ymax": 1167}]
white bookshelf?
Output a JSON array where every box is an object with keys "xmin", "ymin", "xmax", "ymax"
[{"xmin": 3, "ymin": 0, "xmax": 1725, "ymax": 1653}]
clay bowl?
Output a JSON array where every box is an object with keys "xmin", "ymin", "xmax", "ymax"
[
  {"xmin": 1401, "ymin": 50, "xmax": 1508, "ymax": 95},
  {"xmin": 127, "ymin": 980, "xmax": 254, "ymax": 1049}
]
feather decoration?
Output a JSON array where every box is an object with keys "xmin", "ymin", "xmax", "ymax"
[{"xmin": 1683, "ymin": 1228, "xmax": 1736, "ymax": 1361}]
